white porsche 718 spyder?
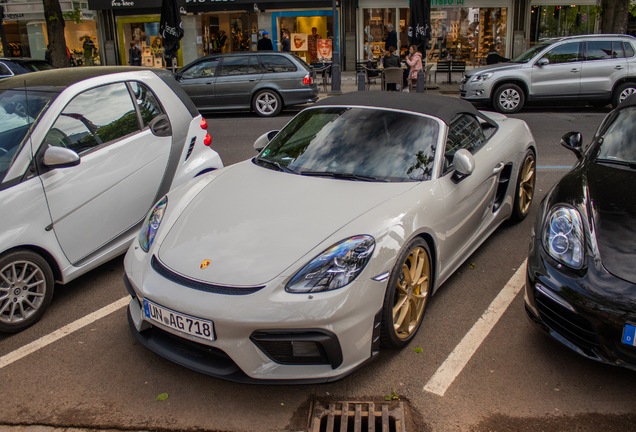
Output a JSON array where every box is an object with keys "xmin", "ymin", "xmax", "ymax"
[{"xmin": 124, "ymin": 92, "xmax": 537, "ymax": 383}]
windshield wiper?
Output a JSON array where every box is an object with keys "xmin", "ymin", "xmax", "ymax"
[
  {"xmin": 254, "ymin": 157, "xmax": 297, "ymax": 174},
  {"xmin": 300, "ymin": 170, "xmax": 385, "ymax": 182},
  {"xmin": 595, "ymin": 158, "xmax": 636, "ymax": 170}
]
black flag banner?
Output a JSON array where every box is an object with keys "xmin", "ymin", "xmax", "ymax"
[
  {"xmin": 408, "ymin": 0, "xmax": 430, "ymax": 52},
  {"xmin": 160, "ymin": 0, "xmax": 184, "ymax": 62}
]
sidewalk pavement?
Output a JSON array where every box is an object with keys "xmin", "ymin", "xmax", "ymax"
[{"xmin": 316, "ymin": 70, "xmax": 462, "ymax": 99}]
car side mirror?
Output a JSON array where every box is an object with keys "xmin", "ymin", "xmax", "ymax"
[
  {"xmin": 43, "ymin": 146, "xmax": 80, "ymax": 168},
  {"xmin": 536, "ymin": 58, "xmax": 549, "ymax": 67},
  {"xmin": 452, "ymin": 149, "xmax": 475, "ymax": 182},
  {"xmin": 560, "ymin": 131, "xmax": 583, "ymax": 159},
  {"xmin": 254, "ymin": 130, "xmax": 279, "ymax": 152},
  {"xmin": 149, "ymin": 114, "xmax": 172, "ymax": 137}
]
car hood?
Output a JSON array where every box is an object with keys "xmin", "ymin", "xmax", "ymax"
[
  {"xmin": 466, "ymin": 62, "xmax": 522, "ymax": 76},
  {"xmin": 586, "ymin": 162, "xmax": 636, "ymax": 284},
  {"xmin": 157, "ymin": 161, "xmax": 414, "ymax": 286}
]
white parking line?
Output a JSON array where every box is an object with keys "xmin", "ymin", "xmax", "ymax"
[
  {"xmin": 423, "ymin": 260, "xmax": 527, "ymax": 396},
  {"xmin": 0, "ymin": 296, "xmax": 129, "ymax": 370}
]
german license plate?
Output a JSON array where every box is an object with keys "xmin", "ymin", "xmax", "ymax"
[
  {"xmin": 622, "ymin": 324, "xmax": 636, "ymax": 346},
  {"xmin": 143, "ymin": 299, "xmax": 215, "ymax": 341}
]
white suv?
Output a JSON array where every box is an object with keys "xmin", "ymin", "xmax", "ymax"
[{"xmin": 460, "ymin": 34, "xmax": 636, "ymax": 113}]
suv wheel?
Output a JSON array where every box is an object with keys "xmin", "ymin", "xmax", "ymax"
[
  {"xmin": 612, "ymin": 82, "xmax": 636, "ymax": 108},
  {"xmin": 493, "ymin": 84, "xmax": 525, "ymax": 114}
]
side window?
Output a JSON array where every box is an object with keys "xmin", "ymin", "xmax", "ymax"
[
  {"xmin": 219, "ymin": 56, "xmax": 250, "ymax": 76},
  {"xmin": 181, "ymin": 59, "xmax": 219, "ymax": 79},
  {"xmin": 543, "ymin": 42, "xmax": 580, "ymax": 64},
  {"xmin": 247, "ymin": 56, "xmax": 262, "ymax": 74},
  {"xmin": 129, "ymin": 82, "xmax": 164, "ymax": 128},
  {"xmin": 260, "ymin": 55, "xmax": 297, "ymax": 73},
  {"xmin": 443, "ymin": 114, "xmax": 485, "ymax": 174},
  {"xmin": 586, "ymin": 41, "xmax": 613, "ymax": 60},
  {"xmin": 624, "ymin": 42, "xmax": 635, "ymax": 58},
  {"xmin": 0, "ymin": 62, "xmax": 12, "ymax": 77},
  {"xmin": 44, "ymin": 83, "xmax": 140, "ymax": 155}
]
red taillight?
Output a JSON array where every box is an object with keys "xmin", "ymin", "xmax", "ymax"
[
  {"xmin": 303, "ymin": 75, "xmax": 314, "ymax": 85},
  {"xmin": 204, "ymin": 133, "xmax": 212, "ymax": 146},
  {"xmin": 200, "ymin": 118, "xmax": 208, "ymax": 130}
]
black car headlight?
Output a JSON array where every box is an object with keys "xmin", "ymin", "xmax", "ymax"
[
  {"xmin": 139, "ymin": 196, "xmax": 167, "ymax": 252},
  {"xmin": 542, "ymin": 206, "xmax": 584, "ymax": 269},
  {"xmin": 286, "ymin": 235, "xmax": 375, "ymax": 293}
]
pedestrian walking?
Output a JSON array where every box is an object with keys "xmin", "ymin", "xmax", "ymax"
[
  {"xmin": 281, "ymin": 30, "xmax": 291, "ymax": 52},
  {"xmin": 385, "ymin": 24, "xmax": 398, "ymax": 52},
  {"xmin": 128, "ymin": 42, "xmax": 141, "ymax": 66},
  {"xmin": 257, "ymin": 31, "xmax": 273, "ymax": 51},
  {"xmin": 406, "ymin": 44, "xmax": 423, "ymax": 90}
]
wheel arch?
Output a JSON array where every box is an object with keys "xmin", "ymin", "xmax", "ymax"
[
  {"xmin": 491, "ymin": 79, "xmax": 529, "ymax": 101},
  {"xmin": 611, "ymin": 77, "xmax": 636, "ymax": 94},
  {"xmin": 409, "ymin": 231, "xmax": 438, "ymax": 293},
  {"xmin": 0, "ymin": 245, "xmax": 63, "ymax": 283}
]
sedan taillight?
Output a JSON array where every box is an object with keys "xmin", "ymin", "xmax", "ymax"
[{"xmin": 303, "ymin": 75, "xmax": 314, "ymax": 85}]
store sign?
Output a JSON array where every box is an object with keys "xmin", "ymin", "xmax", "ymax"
[{"xmin": 431, "ymin": 0, "xmax": 465, "ymax": 5}]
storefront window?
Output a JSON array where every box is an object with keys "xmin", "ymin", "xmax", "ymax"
[
  {"xmin": 363, "ymin": 8, "xmax": 396, "ymax": 59},
  {"xmin": 274, "ymin": 12, "xmax": 334, "ymax": 65},
  {"xmin": 429, "ymin": 7, "xmax": 507, "ymax": 66},
  {"xmin": 530, "ymin": 6, "xmax": 598, "ymax": 43},
  {"xmin": 117, "ymin": 16, "xmax": 182, "ymax": 68},
  {"xmin": 201, "ymin": 13, "xmax": 256, "ymax": 56}
]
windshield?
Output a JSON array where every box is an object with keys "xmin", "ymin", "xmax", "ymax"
[
  {"xmin": 510, "ymin": 41, "xmax": 554, "ymax": 63},
  {"xmin": 256, "ymin": 107, "xmax": 439, "ymax": 182},
  {"xmin": 595, "ymin": 106, "xmax": 636, "ymax": 165},
  {"xmin": 0, "ymin": 89, "xmax": 55, "ymax": 184}
]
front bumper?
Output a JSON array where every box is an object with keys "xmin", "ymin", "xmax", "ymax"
[
  {"xmin": 525, "ymin": 233, "xmax": 636, "ymax": 371},
  {"xmin": 123, "ymin": 247, "xmax": 384, "ymax": 382},
  {"xmin": 459, "ymin": 80, "xmax": 492, "ymax": 104}
]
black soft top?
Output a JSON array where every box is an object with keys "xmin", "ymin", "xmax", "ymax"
[
  {"xmin": 314, "ymin": 92, "xmax": 496, "ymax": 126},
  {"xmin": 0, "ymin": 66, "xmax": 198, "ymax": 117}
]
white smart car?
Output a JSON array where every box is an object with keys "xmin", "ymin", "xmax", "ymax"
[
  {"xmin": 0, "ymin": 67, "xmax": 223, "ymax": 332},
  {"xmin": 124, "ymin": 92, "xmax": 536, "ymax": 383}
]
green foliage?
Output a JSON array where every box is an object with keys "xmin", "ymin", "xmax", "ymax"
[
  {"xmin": 384, "ymin": 391, "xmax": 400, "ymax": 401},
  {"xmin": 413, "ymin": 347, "xmax": 423, "ymax": 353},
  {"xmin": 155, "ymin": 393, "xmax": 169, "ymax": 401},
  {"xmin": 64, "ymin": 8, "xmax": 83, "ymax": 24},
  {"xmin": 47, "ymin": 13, "xmax": 60, "ymax": 22}
]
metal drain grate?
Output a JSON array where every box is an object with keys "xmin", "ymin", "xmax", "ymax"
[{"xmin": 309, "ymin": 401, "xmax": 406, "ymax": 432}]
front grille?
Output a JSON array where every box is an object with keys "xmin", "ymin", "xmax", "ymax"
[
  {"xmin": 250, "ymin": 330, "xmax": 343, "ymax": 369},
  {"xmin": 536, "ymin": 291, "xmax": 598, "ymax": 350},
  {"xmin": 309, "ymin": 401, "xmax": 407, "ymax": 432},
  {"xmin": 151, "ymin": 255, "xmax": 265, "ymax": 295}
]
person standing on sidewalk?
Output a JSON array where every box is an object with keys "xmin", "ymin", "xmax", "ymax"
[
  {"xmin": 257, "ymin": 31, "xmax": 273, "ymax": 51},
  {"xmin": 406, "ymin": 45, "xmax": 423, "ymax": 90},
  {"xmin": 281, "ymin": 30, "xmax": 291, "ymax": 52}
]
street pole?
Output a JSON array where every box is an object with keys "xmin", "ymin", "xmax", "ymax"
[
  {"xmin": 0, "ymin": 7, "xmax": 8, "ymax": 58},
  {"xmin": 329, "ymin": 0, "xmax": 342, "ymax": 95}
]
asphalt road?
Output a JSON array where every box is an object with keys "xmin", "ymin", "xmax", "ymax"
[{"xmin": 2, "ymin": 104, "xmax": 635, "ymax": 432}]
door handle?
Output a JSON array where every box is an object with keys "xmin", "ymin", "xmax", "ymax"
[
  {"xmin": 570, "ymin": 69, "xmax": 579, "ymax": 73},
  {"xmin": 493, "ymin": 162, "xmax": 505, "ymax": 174},
  {"xmin": 206, "ymin": 82, "xmax": 213, "ymax": 85},
  {"xmin": 615, "ymin": 65, "xmax": 624, "ymax": 70},
  {"xmin": 249, "ymin": 79, "xmax": 256, "ymax": 82}
]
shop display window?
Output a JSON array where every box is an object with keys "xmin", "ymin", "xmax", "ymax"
[
  {"xmin": 275, "ymin": 13, "xmax": 334, "ymax": 65},
  {"xmin": 362, "ymin": 8, "xmax": 396, "ymax": 60},
  {"xmin": 117, "ymin": 16, "xmax": 182, "ymax": 68},
  {"xmin": 201, "ymin": 13, "xmax": 255, "ymax": 56},
  {"xmin": 530, "ymin": 6, "xmax": 598, "ymax": 43}
]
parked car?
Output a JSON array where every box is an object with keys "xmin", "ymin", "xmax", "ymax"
[
  {"xmin": 124, "ymin": 92, "xmax": 537, "ymax": 383},
  {"xmin": 175, "ymin": 52, "xmax": 319, "ymax": 117},
  {"xmin": 0, "ymin": 58, "xmax": 54, "ymax": 79},
  {"xmin": 460, "ymin": 34, "xmax": 636, "ymax": 113},
  {"xmin": 525, "ymin": 95, "xmax": 636, "ymax": 371},
  {"xmin": 0, "ymin": 67, "xmax": 223, "ymax": 333}
]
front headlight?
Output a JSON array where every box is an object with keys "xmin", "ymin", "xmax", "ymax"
[
  {"xmin": 471, "ymin": 72, "xmax": 493, "ymax": 82},
  {"xmin": 286, "ymin": 235, "xmax": 375, "ymax": 293},
  {"xmin": 542, "ymin": 206, "xmax": 584, "ymax": 269},
  {"xmin": 139, "ymin": 196, "xmax": 168, "ymax": 252}
]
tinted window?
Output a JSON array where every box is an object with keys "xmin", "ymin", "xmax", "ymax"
[
  {"xmin": 258, "ymin": 107, "xmax": 438, "ymax": 182},
  {"xmin": 260, "ymin": 55, "xmax": 297, "ymax": 73},
  {"xmin": 595, "ymin": 107, "xmax": 636, "ymax": 164},
  {"xmin": 0, "ymin": 63, "xmax": 12, "ymax": 77},
  {"xmin": 130, "ymin": 82, "xmax": 164, "ymax": 127},
  {"xmin": 21, "ymin": 61, "xmax": 54, "ymax": 72},
  {"xmin": 444, "ymin": 114, "xmax": 485, "ymax": 174},
  {"xmin": 45, "ymin": 83, "xmax": 140, "ymax": 154},
  {"xmin": 0, "ymin": 89, "xmax": 55, "ymax": 183},
  {"xmin": 543, "ymin": 43, "xmax": 580, "ymax": 64},
  {"xmin": 586, "ymin": 41, "xmax": 613, "ymax": 60},
  {"xmin": 220, "ymin": 56, "xmax": 260, "ymax": 76},
  {"xmin": 181, "ymin": 59, "xmax": 219, "ymax": 79},
  {"xmin": 624, "ymin": 42, "xmax": 635, "ymax": 58}
]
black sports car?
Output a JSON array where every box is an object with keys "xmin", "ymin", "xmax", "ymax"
[{"xmin": 525, "ymin": 94, "xmax": 636, "ymax": 371}]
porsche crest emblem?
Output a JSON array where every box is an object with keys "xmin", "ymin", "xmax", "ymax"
[{"xmin": 200, "ymin": 260, "xmax": 211, "ymax": 269}]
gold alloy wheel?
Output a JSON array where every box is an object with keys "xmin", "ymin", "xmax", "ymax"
[
  {"xmin": 392, "ymin": 247, "xmax": 430, "ymax": 339},
  {"xmin": 519, "ymin": 154, "xmax": 536, "ymax": 215}
]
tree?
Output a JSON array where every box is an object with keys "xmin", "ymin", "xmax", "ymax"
[
  {"xmin": 42, "ymin": 0, "xmax": 70, "ymax": 68},
  {"xmin": 598, "ymin": 0, "xmax": 636, "ymax": 34}
]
